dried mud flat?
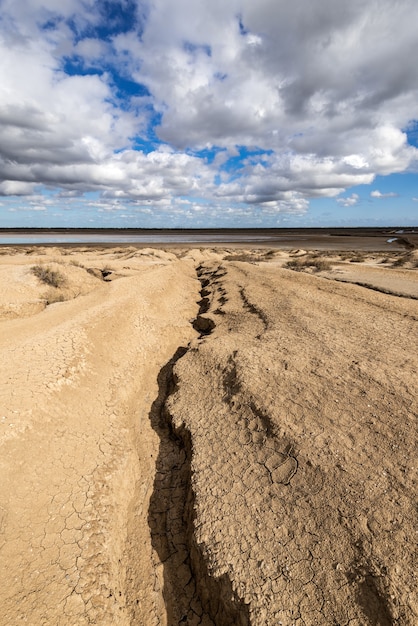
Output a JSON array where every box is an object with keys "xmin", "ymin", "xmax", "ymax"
[{"xmin": 0, "ymin": 245, "xmax": 417, "ymax": 625}]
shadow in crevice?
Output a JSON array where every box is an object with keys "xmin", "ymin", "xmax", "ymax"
[
  {"xmin": 147, "ymin": 347, "xmax": 250, "ymax": 623},
  {"xmin": 357, "ymin": 575, "xmax": 393, "ymax": 626},
  {"xmin": 347, "ymin": 564, "xmax": 394, "ymax": 626},
  {"xmin": 147, "ymin": 346, "xmax": 202, "ymax": 625}
]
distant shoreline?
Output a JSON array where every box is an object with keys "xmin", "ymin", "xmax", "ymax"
[
  {"xmin": 1, "ymin": 226, "xmax": 417, "ymax": 233},
  {"xmin": 0, "ymin": 227, "xmax": 417, "ymax": 250}
]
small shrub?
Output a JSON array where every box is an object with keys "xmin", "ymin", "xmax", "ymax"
[
  {"xmin": 392, "ymin": 252, "xmax": 418, "ymax": 268},
  {"xmin": 349, "ymin": 254, "xmax": 366, "ymax": 263},
  {"xmin": 31, "ymin": 265, "xmax": 67, "ymax": 288},
  {"xmin": 339, "ymin": 252, "xmax": 366, "ymax": 262},
  {"xmin": 224, "ymin": 253, "xmax": 257, "ymax": 263},
  {"xmin": 311, "ymin": 258, "xmax": 332, "ymax": 271},
  {"xmin": 284, "ymin": 259, "xmax": 304, "ymax": 271},
  {"xmin": 392, "ymin": 255, "xmax": 408, "ymax": 267},
  {"xmin": 43, "ymin": 289, "xmax": 66, "ymax": 305},
  {"xmin": 285, "ymin": 257, "xmax": 331, "ymax": 272}
]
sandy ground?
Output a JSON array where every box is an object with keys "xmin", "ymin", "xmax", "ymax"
[{"xmin": 0, "ymin": 245, "xmax": 417, "ymax": 625}]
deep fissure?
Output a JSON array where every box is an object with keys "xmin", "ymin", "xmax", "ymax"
[{"xmin": 146, "ymin": 264, "xmax": 250, "ymax": 625}]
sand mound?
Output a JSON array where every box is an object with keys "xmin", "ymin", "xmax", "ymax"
[{"xmin": 0, "ymin": 259, "xmax": 104, "ymax": 319}]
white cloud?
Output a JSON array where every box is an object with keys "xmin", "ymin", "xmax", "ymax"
[
  {"xmin": 370, "ymin": 190, "xmax": 398, "ymax": 198},
  {"xmin": 127, "ymin": 2, "xmax": 418, "ymax": 153},
  {"xmin": 337, "ymin": 193, "xmax": 359, "ymax": 207},
  {"xmin": 121, "ymin": 0, "xmax": 418, "ymax": 204},
  {"xmin": 0, "ymin": 0, "xmax": 418, "ymax": 222},
  {"xmin": 0, "ymin": 181, "xmax": 37, "ymax": 196},
  {"xmin": 0, "ymin": 31, "xmax": 140, "ymax": 166}
]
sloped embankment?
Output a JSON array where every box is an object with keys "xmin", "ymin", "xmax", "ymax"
[{"xmin": 157, "ymin": 260, "xmax": 418, "ymax": 625}]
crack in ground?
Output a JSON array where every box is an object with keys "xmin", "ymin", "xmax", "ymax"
[
  {"xmin": 238, "ymin": 287, "xmax": 269, "ymax": 336},
  {"xmin": 220, "ymin": 348, "xmax": 299, "ymax": 487},
  {"xmin": 146, "ymin": 265, "xmax": 250, "ymax": 626}
]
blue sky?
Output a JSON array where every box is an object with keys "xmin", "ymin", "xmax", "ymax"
[{"xmin": 0, "ymin": 0, "xmax": 418, "ymax": 228}]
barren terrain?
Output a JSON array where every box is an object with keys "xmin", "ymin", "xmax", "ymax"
[{"xmin": 0, "ymin": 245, "xmax": 417, "ymax": 625}]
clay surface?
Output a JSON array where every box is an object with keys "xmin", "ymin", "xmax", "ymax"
[{"xmin": 0, "ymin": 246, "xmax": 417, "ymax": 625}]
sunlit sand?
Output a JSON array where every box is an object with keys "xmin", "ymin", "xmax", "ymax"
[{"xmin": 0, "ymin": 243, "xmax": 417, "ymax": 624}]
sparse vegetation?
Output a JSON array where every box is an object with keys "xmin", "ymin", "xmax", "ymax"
[
  {"xmin": 349, "ymin": 254, "xmax": 366, "ymax": 263},
  {"xmin": 339, "ymin": 252, "xmax": 362, "ymax": 262},
  {"xmin": 31, "ymin": 265, "xmax": 67, "ymax": 288},
  {"xmin": 389, "ymin": 252, "xmax": 418, "ymax": 269},
  {"xmin": 43, "ymin": 289, "xmax": 66, "ymax": 305},
  {"xmin": 223, "ymin": 250, "xmax": 278, "ymax": 263},
  {"xmin": 224, "ymin": 253, "xmax": 258, "ymax": 263},
  {"xmin": 285, "ymin": 256, "xmax": 332, "ymax": 272},
  {"xmin": 392, "ymin": 253, "xmax": 411, "ymax": 267}
]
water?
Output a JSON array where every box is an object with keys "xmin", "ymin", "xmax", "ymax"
[
  {"xmin": 0, "ymin": 230, "xmax": 282, "ymax": 245},
  {"xmin": 0, "ymin": 228, "xmax": 409, "ymax": 250}
]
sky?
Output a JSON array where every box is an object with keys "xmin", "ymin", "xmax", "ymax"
[{"xmin": 0, "ymin": 0, "xmax": 418, "ymax": 229}]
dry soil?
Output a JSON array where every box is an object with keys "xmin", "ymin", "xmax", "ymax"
[{"xmin": 0, "ymin": 245, "xmax": 417, "ymax": 625}]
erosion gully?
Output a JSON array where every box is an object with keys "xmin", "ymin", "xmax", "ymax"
[{"xmin": 146, "ymin": 264, "xmax": 249, "ymax": 626}]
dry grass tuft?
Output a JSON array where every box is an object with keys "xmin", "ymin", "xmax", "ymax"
[
  {"xmin": 224, "ymin": 253, "xmax": 258, "ymax": 263},
  {"xmin": 43, "ymin": 289, "xmax": 66, "ymax": 305},
  {"xmin": 285, "ymin": 256, "xmax": 332, "ymax": 273},
  {"xmin": 31, "ymin": 265, "xmax": 67, "ymax": 288},
  {"xmin": 391, "ymin": 252, "xmax": 417, "ymax": 268},
  {"xmin": 349, "ymin": 254, "xmax": 366, "ymax": 263}
]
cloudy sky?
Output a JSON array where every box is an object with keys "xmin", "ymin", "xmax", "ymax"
[{"xmin": 1, "ymin": 0, "xmax": 418, "ymax": 228}]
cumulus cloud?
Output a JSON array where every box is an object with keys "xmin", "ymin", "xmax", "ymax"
[
  {"xmin": 370, "ymin": 190, "xmax": 398, "ymax": 198},
  {"xmin": 337, "ymin": 193, "xmax": 360, "ymax": 207},
  {"xmin": 129, "ymin": 2, "xmax": 418, "ymax": 150},
  {"xmin": 0, "ymin": 181, "xmax": 37, "ymax": 196},
  {"xmin": 0, "ymin": 0, "xmax": 418, "ymax": 223}
]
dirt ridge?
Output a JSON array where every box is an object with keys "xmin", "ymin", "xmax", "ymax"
[{"xmin": 160, "ymin": 260, "xmax": 418, "ymax": 625}]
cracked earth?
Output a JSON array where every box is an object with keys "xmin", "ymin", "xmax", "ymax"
[{"xmin": 0, "ymin": 245, "xmax": 417, "ymax": 625}]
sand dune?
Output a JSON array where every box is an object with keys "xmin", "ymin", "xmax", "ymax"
[{"xmin": 0, "ymin": 247, "xmax": 417, "ymax": 625}]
